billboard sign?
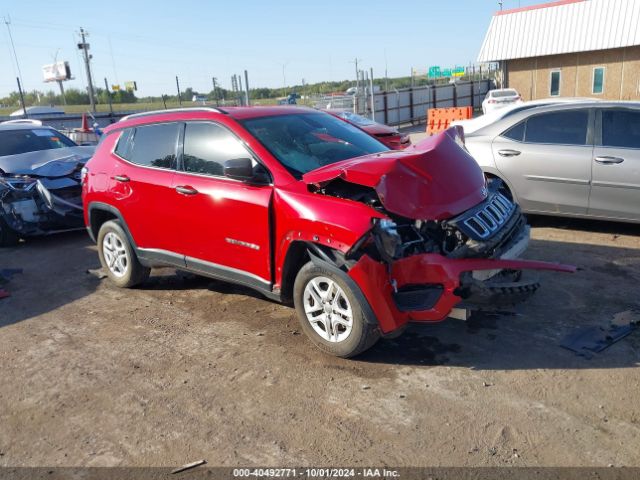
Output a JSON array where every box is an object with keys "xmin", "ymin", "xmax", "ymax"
[{"xmin": 42, "ymin": 61, "xmax": 71, "ymax": 82}]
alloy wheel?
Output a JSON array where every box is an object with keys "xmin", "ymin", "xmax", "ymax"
[
  {"xmin": 102, "ymin": 231, "xmax": 129, "ymax": 278},
  {"xmin": 303, "ymin": 276, "xmax": 353, "ymax": 343}
]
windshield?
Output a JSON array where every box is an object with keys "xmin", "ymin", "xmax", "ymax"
[
  {"xmin": 0, "ymin": 128, "xmax": 76, "ymax": 157},
  {"xmin": 241, "ymin": 112, "xmax": 388, "ymax": 177},
  {"xmin": 336, "ymin": 111, "xmax": 376, "ymax": 127},
  {"xmin": 492, "ymin": 89, "xmax": 518, "ymax": 98}
]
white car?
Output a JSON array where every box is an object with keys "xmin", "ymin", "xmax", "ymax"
[{"xmin": 482, "ymin": 89, "xmax": 522, "ymax": 114}]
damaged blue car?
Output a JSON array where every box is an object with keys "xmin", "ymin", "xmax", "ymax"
[{"xmin": 0, "ymin": 120, "xmax": 94, "ymax": 246}]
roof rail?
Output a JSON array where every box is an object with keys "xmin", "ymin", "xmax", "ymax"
[
  {"xmin": 120, "ymin": 107, "xmax": 226, "ymax": 122},
  {"xmin": 1, "ymin": 119, "xmax": 43, "ymax": 126}
]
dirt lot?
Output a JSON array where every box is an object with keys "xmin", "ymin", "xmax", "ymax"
[{"xmin": 0, "ymin": 217, "xmax": 639, "ymax": 468}]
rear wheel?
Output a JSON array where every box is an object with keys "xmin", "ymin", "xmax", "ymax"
[
  {"xmin": 293, "ymin": 261, "xmax": 380, "ymax": 358},
  {"xmin": 0, "ymin": 217, "xmax": 20, "ymax": 247},
  {"xmin": 97, "ymin": 220, "xmax": 150, "ymax": 288}
]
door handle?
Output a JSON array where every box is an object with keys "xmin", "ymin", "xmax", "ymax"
[
  {"xmin": 175, "ymin": 185, "xmax": 198, "ymax": 195},
  {"xmin": 113, "ymin": 175, "xmax": 130, "ymax": 183},
  {"xmin": 594, "ymin": 156, "xmax": 624, "ymax": 165},
  {"xmin": 498, "ymin": 149, "xmax": 521, "ymax": 157}
]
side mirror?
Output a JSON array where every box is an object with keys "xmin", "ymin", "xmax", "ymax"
[{"xmin": 223, "ymin": 158, "xmax": 253, "ymax": 181}]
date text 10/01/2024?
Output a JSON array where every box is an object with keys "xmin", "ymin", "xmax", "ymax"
[{"xmin": 232, "ymin": 468, "xmax": 400, "ymax": 478}]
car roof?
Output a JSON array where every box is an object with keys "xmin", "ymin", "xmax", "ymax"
[
  {"xmin": 469, "ymin": 100, "xmax": 640, "ymax": 137},
  {"xmin": 0, "ymin": 122, "xmax": 55, "ymax": 132},
  {"xmin": 108, "ymin": 106, "xmax": 320, "ymax": 134}
]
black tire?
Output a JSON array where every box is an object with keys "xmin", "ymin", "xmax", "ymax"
[
  {"xmin": 0, "ymin": 217, "xmax": 20, "ymax": 247},
  {"xmin": 97, "ymin": 220, "xmax": 150, "ymax": 288},
  {"xmin": 293, "ymin": 261, "xmax": 380, "ymax": 358}
]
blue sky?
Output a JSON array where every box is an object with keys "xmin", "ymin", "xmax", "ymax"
[{"xmin": 1, "ymin": 0, "xmax": 541, "ymax": 97}]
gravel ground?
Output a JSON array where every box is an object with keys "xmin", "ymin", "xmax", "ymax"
[{"xmin": 0, "ymin": 216, "xmax": 639, "ymax": 468}]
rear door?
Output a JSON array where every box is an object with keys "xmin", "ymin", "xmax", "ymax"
[
  {"xmin": 110, "ymin": 122, "xmax": 182, "ymax": 254},
  {"xmin": 172, "ymin": 121, "xmax": 273, "ymax": 287},
  {"xmin": 491, "ymin": 109, "xmax": 593, "ymax": 215},
  {"xmin": 589, "ymin": 108, "xmax": 640, "ymax": 221}
]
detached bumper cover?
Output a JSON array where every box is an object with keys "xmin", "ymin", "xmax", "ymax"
[{"xmin": 348, "ymin": 253, "xmax": 576, "ymax": 334}]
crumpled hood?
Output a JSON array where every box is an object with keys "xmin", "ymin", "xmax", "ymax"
[
  {"xmin": 302, "ymin": 127, "xmax": 487, "ymax": 220},
  {"xmin": 0, "ymin": 146, "xmax": 94, "ymax": 177}
]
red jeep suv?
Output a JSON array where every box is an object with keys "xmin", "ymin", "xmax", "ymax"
[{"xmin": 83, "ymin": 107, "xmax": 573, "ymax": 357}]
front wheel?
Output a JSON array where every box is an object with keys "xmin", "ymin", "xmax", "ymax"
[{"xmin": 293, "ymin": 261, "xmax": 380, "ymax": 358}]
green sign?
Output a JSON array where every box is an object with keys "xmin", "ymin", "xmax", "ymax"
[{"xmin": 428, "ymin": 66, "xmax": 466, "ymax": 79}]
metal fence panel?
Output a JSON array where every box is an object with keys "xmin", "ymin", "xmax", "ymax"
[{"xmin": 368, "ymin": 79, "xmax": 493, "ymax": 126}]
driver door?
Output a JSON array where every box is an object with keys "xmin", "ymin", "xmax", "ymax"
[{"xmin": 171, "ymin": 121, "xmax": 274, "ymax": 287}]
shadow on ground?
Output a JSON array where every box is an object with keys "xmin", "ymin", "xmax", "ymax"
[{"xmin": 2, "ymin": 220, "xmax": 639, "ymax": 371}]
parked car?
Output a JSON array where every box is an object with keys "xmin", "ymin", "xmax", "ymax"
[
  {"xmin": 326, "ymin": 110, "xmax": 411, "ymax": 150},
  {"xmin": 465, "ymin": 101, "xmax": 640, "ymax": 223},
  {"xmin": 453, "ymin": 98, "xmax": 595, "ymax": 135},
  {"xmin": 482, "ymin": 88, "xmax": 522, "ymax": 114},
  {"xmin": 0, "ymin": 120, "xmax": 94, "ymax": 246},
  {"xmin": 83, "ymin": 107, "xmax": 573, "ymax": 357}
]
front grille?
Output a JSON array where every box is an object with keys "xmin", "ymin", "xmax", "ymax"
[{"xmin": 453, "ymin": 193, "xmax": 516, "ymax": 241}]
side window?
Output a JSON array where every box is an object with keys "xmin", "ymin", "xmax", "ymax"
[
  {"xmin": 182, "ymin": 122, "xmax": 252, "ymax": 177},
  {"xmin": 601, "ymin": 109, "xmax": 640, "ymax": 149},
  {"xmin": 525, "ymin": 110, "xmax": 589, "ymax": 145},
  {"xmin": 550, "ymin": 71, "xmax": 561, "ymax": 96},
  {"xmin": 128, "ymin": 123, "xmax": 179, "ymax": 169},
  {"xmin": 593, "ymin": 67, "xmax": 605, "ymax": 94},
  {"xmin": 114, "ymin": 128, "xmax": 133, "ymax": 159},
  {"xmin": 502, "ymin": 121, "xmax": 526, "ymax": 142}
]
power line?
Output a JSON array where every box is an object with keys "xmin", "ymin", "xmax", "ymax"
[{"xmin": 3, "ymin": 16, "xmax": 25, "ymax": 91}]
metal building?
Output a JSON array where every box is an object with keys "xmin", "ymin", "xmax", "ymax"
[{"xmin": 478, "ymin": 0, "xmax": 640, "ymax": 100}]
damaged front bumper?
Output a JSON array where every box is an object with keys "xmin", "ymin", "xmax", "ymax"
[
  {"xmin": 0, "ymin": 177, "xmax": 84, "ymax": 238},
  {"xmin": 347, "ymin": 253, "xmax": 576, "ymax": 334}
]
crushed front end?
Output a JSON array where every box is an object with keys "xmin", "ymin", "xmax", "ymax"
[
  {"xmin": 303, "ymin": 127, "xmax": 575, "ymax": 334},
  {"xmin": 0, "ymin": 163, "xmax": 85, "ymax": 243},
  {"xmin": 345, "ymin": 183, "xmax": 574, "ymax": 333}
]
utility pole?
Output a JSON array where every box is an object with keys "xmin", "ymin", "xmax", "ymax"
[
  {"xmin": 244, "ymin": 70, "xmax": 250, "ymax": 106},
  {"xmin": 16, "ymin": 77, "xmax": 27, "ymax": 118},
  {"xmin": 77, "ymin": 28, "xmax": 96, "ymax": 112},
  {"xmin": 351, "ymin": 57, "xmax": 361, "ymax": 93},
  {"xmin": 281, "ymin": 63, "xmax": 288, "ymax": 96},
  {"xmin": 370, "ymin": 67, "xmax": 375, "ymax": 120},
  {"xmin": 176, "ymin": 75, "xmax": 182, "ymax": 105},
  {"xmin": 104, "ymin": 78, "xmax": 113, "ymax": 116},
  {"xmin": 238, "ymin": 75, "xmax": 244, "ymax": 106},
  {"xmin": 212, "ymin": 77, "xmax": 219, "ymax": 106},
  {"xmin": 498, "ymin": 1, "xmax": 503, "ymax": 10}
]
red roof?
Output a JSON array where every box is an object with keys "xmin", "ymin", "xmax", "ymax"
[{"xmin": 496, "ymin": 0, "xmax": 585, "ymax": 16}]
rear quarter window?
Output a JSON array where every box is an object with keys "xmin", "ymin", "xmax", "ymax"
[
  {"xmin": 115, "ymin": 123, "xmax": 179, "ymax": 169},
  {"xmin": 114, "ymin": 129, "xmax": 134, "ymax": 159}
]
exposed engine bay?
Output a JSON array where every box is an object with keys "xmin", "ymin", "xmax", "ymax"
[
  {"xmin": 312, "ymin": 176, "xmax": 539, "ymax": 309},
  {"xmin": 315, "ymin": 177, "xmax": 524, "ymax": 262}
]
